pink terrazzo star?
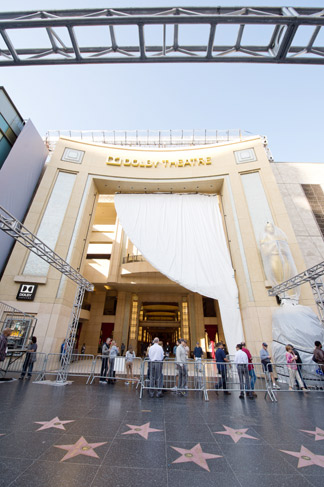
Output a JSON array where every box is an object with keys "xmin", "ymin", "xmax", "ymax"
[
  {"xmin": 35, "ymin": 416, "xmax": 75, "ymax": 431},
  {"xmin": 122, "ymin": 422, "xmax": 163, "ymax": 439},
  {"xmin": 280, "ymin": 445, "xmax": 324, "ymax": 469},
  {"xmin": 54, "ymin": 436, "xmax": 107, "ymax": 462},
  {"xmin": 171, "ymin": 443, "xmax": 222, "ymax": 472},
  {"xmin": 214, "ymin": 425, "xmax": 259, "ymax": 443},
  {"xmin": 300, "ymin": 427, "xmax": 324, "ymax": 441}
]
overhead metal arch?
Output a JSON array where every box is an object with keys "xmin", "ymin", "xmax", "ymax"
[{"xmin": 0, "ymin": 6, "xmax": 323, "ymax": 66}]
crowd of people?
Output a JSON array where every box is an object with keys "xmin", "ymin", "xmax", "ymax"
[{"xmin": 1, "ymin": 326, "xmax": 324, "ymax": 394}]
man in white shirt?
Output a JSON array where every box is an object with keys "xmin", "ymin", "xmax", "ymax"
[
  {"xmin": 148, "ymin": 337, "xmax": 164, "ymax": 398},
  {"xmin": 234, "ymin": 344, "xmax": 253, "ymax": 400}
]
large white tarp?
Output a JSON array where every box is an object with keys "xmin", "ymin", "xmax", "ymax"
[
  {"xmin": 114, "ymin": 193, "xmax": 244, "ymax": 354},
  {"xmin": 272, "ymin": 302, "xmax": 324, "ymax": 384}
]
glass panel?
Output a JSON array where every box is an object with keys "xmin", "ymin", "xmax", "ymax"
[
  {"xmin": 0, "ymin": 133, "xmax": 12, "ymax": 169},
  {"xmin": 0, "ymin": 89, "xmax": 24, "ymax": 136}
]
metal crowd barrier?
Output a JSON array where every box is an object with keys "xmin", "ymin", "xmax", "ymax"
[
  {"xmin": 1, "ymin": 351, "xmax": 47, "ymax": 378},
  {"xmin": 89, "ymin": 355, "xmax": 142, "ymax": 385},
  {"xmin": 139, "ymin": 359, "xmax": 207, "ymax": 399},
  {"xmin": 36, "ymin": 353, "xmax": 95, "ymax": 382},
  {"xmin": 267, "ymin": 362, "xmax": 324, "ymax": 400},
  {"xmin": 203, "ymin": 360, "xmax": 274, "ymax": 400},
  {"xmin": 2, "ymin": 350, "xmax": 323, "ymax": 402}
]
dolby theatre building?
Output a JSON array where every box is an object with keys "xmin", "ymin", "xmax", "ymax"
[{"xmin": 1, "ymin": 132, "xmax": 323, "ymax": 358}]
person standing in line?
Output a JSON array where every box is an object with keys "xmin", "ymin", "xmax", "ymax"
[
  {"xmin": 173, "ymin": 340, "xmax": 179, "ymax": 357},
  {"xmin": 313, "ymin": 341, "xmax": 324, "ymax": 373},
  {"xmin": 108, "ymin": 340, "xmax": 119, "ymax": 384},
  {"xmin": 193, "ymin": 341, "xmax": 203, "ymax": 383},
  {"xmin": 165, "ymin": 341, "xmax": 171, "ymax": 358},
  {"xmin": 100, "ymin": 337, "xmax": 111, "ymax": 383},
  {"xmin": 20, "ymin": 336, "xmax": 37, "ymax": 380},
  {"xmin": 81, "ymin": 343, "xmax": 86, "ymax": 354},
  {"xmin": 184, "ymin": 340, "xmax": 190, "ymax": 360},
  {"xmin": 0, "ymin": 328, "xmax": 12, "ymax": 363},
  {"xmin": 148, "ymin": 337, "xmax": 164, "ymax": 398},
  {"xmin": 215, "ymin": 342, "xmax": 231, "ymax": 395},
  {"xmin": 121, "ymin": 342, "xmax": 125, "ymax": 356},
  {"xmin": 176, "ymin": 338, "xmax": 188, "ymax": 395},
  {"xmin": 285, "ymin": 345, "xmax": 307, "ymax": 392},
  {"xmin": 125, "ymin": 345, "xmax": 135, "ymax": 385},
  {"xmin": 241, "ymin": 341, "xmax": 257, "ymax": 398},
  {"xmin": 260, "ymin": 342, "xmax": 280, "ymax": 389},
  {"xmin": 193, "ymin": 342, "xmax": 203, "ymax": 361},
  {"xmin": 234, "ymin": 344, "xmax": 253, "ymax": 400},
  {"xmin": 289, "ymin": 344, "xmax": 307, "ymax": 389},
  {"xmin": 172, "ymin": 339, "xmax": 180, "ymax": 391}
]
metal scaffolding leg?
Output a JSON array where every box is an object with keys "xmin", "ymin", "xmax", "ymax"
[
  {"xmin": 309, "ymin": 278, "xmax": 324, "ymax": 323},
  {"xmin": 268, "ymin": 260, "xmax": 324, "ymax": 324},
  {"xmin": 0, "ymin": 205, "xmax": 93, "ymax": 384},
  {"xmin": 56, "ymin": 285, "xmax": 85, "ymax": 383}
]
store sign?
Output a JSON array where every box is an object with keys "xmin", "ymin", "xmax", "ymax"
[{"xmin": 16, "ymin": 284, "xmax": 38, "ymax": 301}]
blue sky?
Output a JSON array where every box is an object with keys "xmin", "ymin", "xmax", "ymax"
[{"xmin": 1, "ymin": 1, "xmax": 323, "ymax": 162}]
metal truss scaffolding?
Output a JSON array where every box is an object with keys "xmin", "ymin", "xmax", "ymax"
[
  {"xmin": 268, "ymin": 260, "xmax": 324, "ymax": 322},
  {"xmin": 0, "ymin": 205, "xmax": 93, "ymax": 382},
  {"xmin": 0, "ymin": 6, "xmax": 324, "ymax": 66}
]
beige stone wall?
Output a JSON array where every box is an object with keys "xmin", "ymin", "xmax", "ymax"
[{"xmin": 271, "ymin": 162, "xmax": 324, "ymax": 268}]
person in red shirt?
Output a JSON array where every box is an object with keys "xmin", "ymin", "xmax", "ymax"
[{"xmin": 241, "ymin": 341, "xmax": 257, "ymax": 398}]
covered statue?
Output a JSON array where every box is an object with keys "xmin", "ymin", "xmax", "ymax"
[{"xmin": 259, "ymin": 222, "xmax": 300, "ymax": 301}]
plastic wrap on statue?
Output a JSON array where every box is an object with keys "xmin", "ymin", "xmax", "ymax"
[
  {"xmin": 272, "ymin": 302, "xmax": 324, "ymax": 386},
  {"xmin": 260, "ymin": 222, "xmax": 300, "ymax": 301}
]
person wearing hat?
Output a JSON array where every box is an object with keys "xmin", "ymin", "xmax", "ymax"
[{"xmin": 260, "ymin": 342, "xmax": 280, "ymax": 389}]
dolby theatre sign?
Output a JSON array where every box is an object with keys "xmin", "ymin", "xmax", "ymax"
[{"xmin": 16, "ymin": 283, "xmax": 38, "ymax": 301}]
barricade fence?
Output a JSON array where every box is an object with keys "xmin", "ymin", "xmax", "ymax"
[
  {"xmin": 36, "ymin": 353, "xmax": 95, "ymax": 382},
  {"xmin": 203, "ymin": 360, "xmax": 274, "ymax": 400},
  {"xmin": 2, "ymin": 352, "xmax": 323, "ymax": 401},
  {"xmin": 1, "ymin": 351, "xmax": 47, "ymax": 378},
  {"xmin": 90, "ymin": 355, "xmax": 142, "ymax": 385},
  {"xmin": 267, "ymin": 362, "xmax": 324, "ymax": 395},
  {"xmin": 139, "ymin": 359, "xmax": 207, "ymax": 399}
]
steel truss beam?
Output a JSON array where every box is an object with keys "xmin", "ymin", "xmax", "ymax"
[
  {"xmin": 0, "ymin": 6, "xmax": 323, "ymax": 66},
  {"xmin": 268, "ymin": 260, "xmax": 324, "ymax": 322},
  {"xmin": 0, "ymin": 206, "xmax": 93, "ymax": 382}
]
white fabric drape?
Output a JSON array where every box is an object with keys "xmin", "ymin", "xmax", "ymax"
[{"xmin": 114, "ymin": 193, "xmax": 243, "ymax": 354}]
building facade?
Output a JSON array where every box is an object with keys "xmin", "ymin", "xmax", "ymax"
[
  {"xmin": 0, "ymin": 87, "xmax": 48, "ymax": 277},
  {"xmin": 0, "ymin": 133, "xmax": 322, "ymax": 358}
]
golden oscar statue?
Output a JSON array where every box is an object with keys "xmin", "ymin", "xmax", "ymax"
[{"xmin": 260, "ymin": 222, "xmax": 300, "ymax": 301}]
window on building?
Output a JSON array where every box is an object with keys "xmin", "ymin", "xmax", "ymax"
[
  {"xmin": 104, "ymin": 293, "xmax": 117, "ymax": 315},
  {"xmin": 203, "ymin": 297, "xmax": 217, "ymax": 317}
]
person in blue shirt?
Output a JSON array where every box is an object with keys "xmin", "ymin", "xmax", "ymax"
[
  {"xmin": 215, "ymin": 342, "xmax": 231, "ymax": 394},
  {"xmin": 193, "ymin": 342, "xmax": 203, "ymax": 359}
]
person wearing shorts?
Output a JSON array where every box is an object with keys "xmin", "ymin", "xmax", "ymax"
[{"xmin": 125, "ymin": 345, "xmax": 135, "ymax": 385}]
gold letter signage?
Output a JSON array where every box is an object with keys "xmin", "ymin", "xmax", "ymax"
[{"xmin": 106, "ymin": 155, "xmax": 212, "ymax": 168}]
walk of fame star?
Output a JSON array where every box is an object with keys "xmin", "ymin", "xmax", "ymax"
[
  {"xmin": 122, "ymin": 422, "xmax": 163, "ymax": 439},
  {"xmin": 35, "ymin": 416, "xmax": 75, "ymax": 431},
  {"xmin": 280, "ymin": 445, "xmax": 324, "ymax": 468},
  {"xmin": 300, "ymin": 427, "xmax": 324, "ymax": 441},
  {"xmin": 54, "ymin": 436, "xmax": 107, "ymax": 462},
  {"xmin": 214, "ymin": 425, "xmax": 259, "ymax": 443},
  {"xmin": 171, "ymin": 443, "xmax": 222, "ymax": 472}
]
